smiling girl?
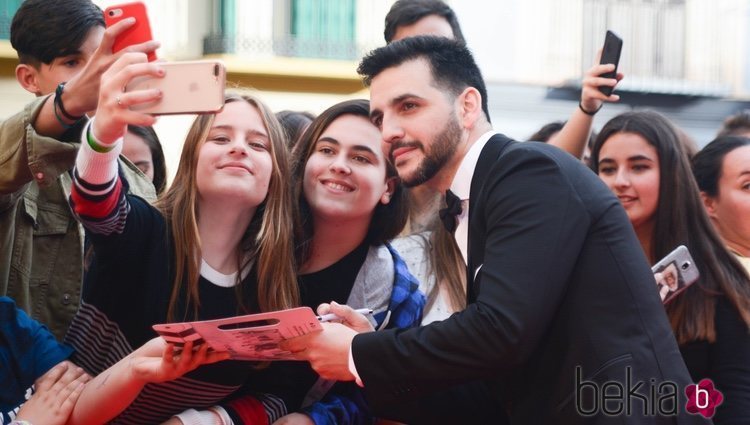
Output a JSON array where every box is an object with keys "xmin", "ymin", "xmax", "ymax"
[
  {"xmin": 267, "ymin": 99, "xmax": 424, "ymax": 424},
  {"xmin": 64, "ymin": 53, "xmax": 298, "ymax": 423},
  {"xmin": 591, "ymin": 111, "xmax": 750, "ymax": 423}
]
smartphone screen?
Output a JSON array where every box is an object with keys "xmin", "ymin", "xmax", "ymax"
[
  {"xmin": 104, "ymin": 2, "xmax": 156, "ymax": 62},
  {"xmin": 598, "ymin": 30, "xmax": 622, "ymax": 96}
]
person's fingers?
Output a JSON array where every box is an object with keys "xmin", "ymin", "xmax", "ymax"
[
  {"xmin": 112, "ymin": 109, "xmax": 159, "ymax": 127},
  {"xmin": 584, "ymin": 76, "xmax": 618, "ymax": 88},
  {"xmin": 595, "ymin": 63, "xmax": 616, "ymax": 72},
  {"xmin": 177, "ymin": 340, "xmax": 193, "ymax": 366},
  {"xmin": 185, "ymin": 342, "xmax": 209, "ymax": 370},
  {"xmin": 98, "ymin": 17, "xmax": 137, "ymax": 53},
  {"xmin": 35, "ymin": 361, "xmax": 69, "ymax": 392},
  {"xmin": 163, "ymin": 342, "xmax": 175, "ymax": 364},
  {"xmin": 116, "ymin": 88, "xmax": 162, "ymax": 109},
  {"xmin": 329, "ymin": 301, "xmax": 371, "ymax": 328},
  {"xmin": 316, "ymin": 303, "xmax": 332, "ymax": 316},
  {"xmin": 279, "ymin": 333, "xmax": 314, "ymax": 353},
  {"xmin": 99, "ymin": 52, "xmax": 151, "ymax": 90},
  {"xmin": 120, "ymin": 40, "xmax": 161, "ymax": 57},
  {"xmin": 586, "ymin": 63, "xmax": 615, "ymax": 77},
  {"xmin": 204, "ymin": 350, "xmax": 231, "ymax": 365},
  {"xmin": 57, "ymin": 374, "xmax": 86, "ymax": 408},
  {"xmin": 50, "ymin": 363, "xmax": 86, "ymax": 394},
  {"xmin": 115, "ymin": 61, "xmax": 164, "ymax": 90},
  {"xmin": 61, "ymin": 382, "xmax": 86, "ymax": 413}
]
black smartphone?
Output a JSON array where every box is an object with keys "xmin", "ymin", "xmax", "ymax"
[{"xmin": 598, "ymin": 30, "xmax": 623, "ymax": 96}]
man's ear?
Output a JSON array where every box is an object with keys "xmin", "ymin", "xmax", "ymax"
[
  {"xmin": 380, "ymin": 177, "xmax": 398, "ymax": 205},
  {"xmin": 15, "ymin": 64, "xmax": 42, "ymax": 95},
  {"xmin": 457, "ymin": 86, "xmax": 483, "ymax": 129},
  {"xmin": 700, "ymin": 191, "xmax": 718, "ymax": 219}
]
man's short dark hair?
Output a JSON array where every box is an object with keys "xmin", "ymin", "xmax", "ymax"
[
  {"xmin": 384, "ymin": 0, "xmax": 465, "ymax": 44},
  {"xmin": 11, "ymin": 0, "xmax": 104, "ymax": 66},
  {"xmin": 358, "ymin": 36, "xmax": 490, "ymax": 122}
]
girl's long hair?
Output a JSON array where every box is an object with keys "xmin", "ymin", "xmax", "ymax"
[
  {"xmin": 158, "ymin": 93, "xmax": 299, "ymax": 321},
  {"xmin": 591, "ymin": 111, "xmax": 750, "ymax": 344}
]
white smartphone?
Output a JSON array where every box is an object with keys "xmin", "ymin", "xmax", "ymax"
[
  {"xmin": 125, "ymin": 60, "xmax": 226, "ymax": 115},
  {"xmin": 651, "ymin": 245, "xmax": 700, "ymax": 304}
]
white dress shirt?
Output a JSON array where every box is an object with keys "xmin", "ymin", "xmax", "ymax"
[
  {"xmin": 449, "ymin": 130, "xmax": 497, "ymax": 264},
  {"xmin": 348, "ymin": 130, "xmax": 498, "ymax": 386}
]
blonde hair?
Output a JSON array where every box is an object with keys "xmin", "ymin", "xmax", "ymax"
[{"xmin": 157, "ymin": 92, "xmax": 299, "ymax": 321}]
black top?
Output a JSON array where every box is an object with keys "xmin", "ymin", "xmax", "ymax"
[
  {"xmin": 680, "ymin": 296, "xmax": 750, "ymax": 424},
  {"xmin": 246, "ymin": 242, "xmax": 371, "ymax": 414},
  {"xmin": 298, "ymin": 241, "xmax": 369, "ymax": 309}
]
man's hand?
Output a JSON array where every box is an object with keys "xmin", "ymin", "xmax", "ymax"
[
  {"xmin": 317, "ymin": 301, "xmax": 376, "ymax": 332},
  {"xmin": 16, "ymin": 361, "xmax": 90, "ymax": 425},
  {"xmin": 129, "ymin": 337, "xmax": 230, "ymax": 384},
  {"xmin": 281, "ymin": 323, "xmax": 359, "ymax": 381},
  {"xmin": 281, "ymin": 303, "xmax": 374, "ymax": 381},
  {"xmin": 63, "ymin": 17, "xmax": 160, "ymax": 117}
]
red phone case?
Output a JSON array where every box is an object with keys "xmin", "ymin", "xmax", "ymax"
[{"xmin": 104, "ymin": 1, "xmax": 156, "ymax": 62}]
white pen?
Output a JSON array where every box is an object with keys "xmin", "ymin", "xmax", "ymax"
[{"xmin": 317, "ymin": 308, "xmax": 373, "ymax": 322}]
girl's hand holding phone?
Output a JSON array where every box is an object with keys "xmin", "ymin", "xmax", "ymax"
[{"xmin": 92, "ymin": 53, "xmax": 163, "ymax": 145}]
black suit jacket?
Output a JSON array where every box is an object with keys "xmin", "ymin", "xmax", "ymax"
[{"xmin": 353, "ymin": 135, "xmax": 710, "ymax": 424}]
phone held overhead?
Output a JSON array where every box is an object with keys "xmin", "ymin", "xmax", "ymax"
[
  {"xmin": 598, "ymin": 30, "xmax": 622, "ymax": 96},
  {"xmin": 125, "ymin": 60, "xmax": 227, "ymax": 115},
  {"xmin": 104, "ymin": 1, "xmax": 157, "ymax": 62}
]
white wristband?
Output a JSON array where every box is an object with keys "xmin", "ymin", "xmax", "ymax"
[
  {"xmin": 173, "ymin": 408, "xmax": 222, "ymax": 425},
  {"xmin": 209, "ymin": 406, "xmax": 233, "ymax": 425}
]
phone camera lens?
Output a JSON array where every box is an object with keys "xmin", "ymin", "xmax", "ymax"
[
  {"xmin": 108, "ymin": 10, "xmax": 115, "ymax": 16},
  {"xmin": 681, "ymin": 261, "xmax": 691, "ymax": 270},
  {"xmin": 214, "ymin": 64, "xmax": 220, "ymax": 77}
]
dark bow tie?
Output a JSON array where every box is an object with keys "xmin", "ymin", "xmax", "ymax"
[{"xmin": 439, "ymin": 190, "xmax": 463, "ymax": 233}]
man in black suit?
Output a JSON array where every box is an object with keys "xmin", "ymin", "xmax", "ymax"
[{"xmin": 283, "ymin": 37, "xmax": 707, "ymax": 424}]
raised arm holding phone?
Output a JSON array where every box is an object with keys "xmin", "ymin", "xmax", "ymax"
[
  {"xmin": 64, "ymin": 44, "xmax": 302, "ymax": 422},
  {"xmin": 1, "ymin": 0, "xmax": 159, "ymax": 342}
]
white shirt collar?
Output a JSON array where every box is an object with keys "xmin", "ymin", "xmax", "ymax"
[
  {"xmin": 200, "ymin": 258, "xmax": 252, "ymax": 288},
  {"xmin": 450, "ymin": 130, "xmax": 497, "ymax": 200}
]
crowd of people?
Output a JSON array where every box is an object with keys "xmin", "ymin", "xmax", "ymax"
[{"xmin": 1, "ymin": 0, "xmax": 749, "ymax": 424}]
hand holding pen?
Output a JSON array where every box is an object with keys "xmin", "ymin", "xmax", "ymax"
[
  {"xmin": 318, "ymin": 308, "xmax": 372, "ymax": 323},
  {"xmin": 316, "ymin": 302, "xmax": 375, "ymax": 333}
]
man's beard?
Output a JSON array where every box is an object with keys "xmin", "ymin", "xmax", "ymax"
[{"xmin": 398, "ymin": 116, "xmax": 462, "ymax": 188}]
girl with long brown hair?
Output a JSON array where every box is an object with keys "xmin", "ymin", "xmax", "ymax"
[
  {"xmin": 64, "ymin": 54, "xmax": 297, "ymax": 423},
  {"xmin": 591, "ymin": 110, "xmax": 750, "ymax": 422},
  {"xmin": 260, "ymin": 99, "xmax": 423, "ymax": 424}
]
